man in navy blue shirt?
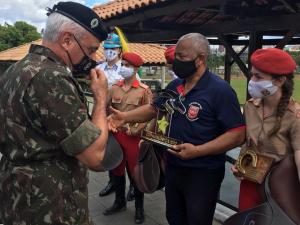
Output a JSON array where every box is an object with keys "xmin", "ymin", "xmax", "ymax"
[{"xmin": 108, "ymin": 33, "xmax": 245, "ymax": 225}]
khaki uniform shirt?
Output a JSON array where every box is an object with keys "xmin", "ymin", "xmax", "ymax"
[
  {"xmin": 107, "ymin": 79, "xmax": 152, "ymax": 129},
  {"xmin": 242, "ymin": 98, "xmax": 300, "ymax": 162}
]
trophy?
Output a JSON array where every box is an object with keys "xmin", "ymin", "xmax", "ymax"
[
  {"xmin": 235, "ymin": 150, "xmax": 275, "ymax": 184},
  {"xmin": 140, "ymin": 89, "xmax": 185, "ymax": 152}
]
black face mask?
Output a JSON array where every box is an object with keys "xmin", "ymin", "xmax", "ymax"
[
  {"xmin": 172, "ymin": 57, "xmax": 199, "ymax": 79},
  {"xmin": 66, "ymin": 35, "xmax": 97, "ymax": 78}
]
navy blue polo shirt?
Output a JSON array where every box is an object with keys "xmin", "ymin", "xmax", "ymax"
[{"xmin": 153, "ymin": 68, "xmax": 245, "ymax": 169}]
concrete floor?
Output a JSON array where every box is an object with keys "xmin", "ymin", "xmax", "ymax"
[{"xmin": 88, "ymin": 170, "xmax": 222, "ymax": 225}]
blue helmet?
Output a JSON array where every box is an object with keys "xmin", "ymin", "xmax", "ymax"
[{"xmin": 102, "ymin": 34, "xmax": 122, "ymax": 48}]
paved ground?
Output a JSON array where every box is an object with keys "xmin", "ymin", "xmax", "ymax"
[{"xmin": 88, "ymin": 170, "xmax": 222, "ymax": 225}]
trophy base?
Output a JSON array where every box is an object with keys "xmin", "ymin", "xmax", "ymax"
[{"xmin": 140, "ymin": 130, "xmax": 183, "ymax": 152}]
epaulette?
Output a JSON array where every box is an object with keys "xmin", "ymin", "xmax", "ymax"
[
  {"xmin": 112, "ymin": 81, "xmax": 119, "ymax": 86},
  {"xmin": 139, "ymin": 82, "xmax": 149, "ymax": 89},
  {"xmin": 286, "ymin": 99, "xmax": 300, "ymax": 119},
  {"xmin": 96, "ymin": 61, "xmax": 104, "ymax": 66}
]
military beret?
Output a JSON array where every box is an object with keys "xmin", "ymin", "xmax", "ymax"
[
  {"xmin": 122, "ymin": 52, "xmax": 143, "ymax": 67},
  {"xmin": 46, "ymin": 2, "xmax": 108, "ymax": 42},
  {"xmin": 164, "ymin": 46, "xmax": 176, "ymax": 64},
  {"xmin": 250, "ymin": 48, "xmax": 296, "ymax": 75}
]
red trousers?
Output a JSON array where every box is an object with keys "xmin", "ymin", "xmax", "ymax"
[
  {"xmin": 239, "ymin": 179, "xmax": 263, "ymax": 212},
  {"xmin": 112, "ymin": 131, "xmax": 140, "ymax": 177}
]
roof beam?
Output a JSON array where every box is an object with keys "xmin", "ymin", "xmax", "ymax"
[
  {"xmin": 217, "ymin": 34, "xmax": 249, "ymax": 78},
  {"xmin": 280, "ymin": 0, "xmax": 298, "ymax": 13},
  {"xmin": 276, "ymin": 25, "xmax": 300, "ymax": 49},
  {"xmin": 103, "ymin": 0, "xmax": 221, "ymax": 27},
  {"xmin": 125, "ymin": 13, "xmax": 300, "ymax": 42},
  {"xmin": 220, "ymin": 3, "xmax": 290, "ymax": 17}
]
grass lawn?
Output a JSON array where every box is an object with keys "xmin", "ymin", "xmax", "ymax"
[{"xmin": 230, "ymin": 78, "xmax": 300, "ymax": 104}]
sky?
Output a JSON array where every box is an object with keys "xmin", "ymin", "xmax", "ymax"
[{"xmin": 0, "ymin": 0, "xmax": 112, "ymax": 33}]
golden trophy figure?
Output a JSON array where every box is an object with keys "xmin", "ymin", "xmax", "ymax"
[{"xmin": 140, "ymin": 89, "xmax": 184, "ymax": 151}]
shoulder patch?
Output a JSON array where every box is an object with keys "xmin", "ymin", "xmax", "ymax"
[
  {"xmin": 139, "ymin": 82, "xmax": 149, "ymax": 89},
  {"xmin": 297, "ymin": 111, "xmax": 300, "ymax": 119}
]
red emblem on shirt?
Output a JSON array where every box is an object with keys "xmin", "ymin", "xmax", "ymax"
[
  {"xmin": 114, "ymin": 97, "xmax": 120, "ymax": 100},
  {"xmin": 188, "ymin": 105, "xmax": 199, "ymax": 119}
]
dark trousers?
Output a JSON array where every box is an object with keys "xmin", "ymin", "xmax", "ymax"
[{"xmin": 165, "ymin": 163, "xmax": 225, "ymax": 225}]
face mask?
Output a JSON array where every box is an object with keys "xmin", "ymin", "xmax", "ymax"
[
  {"xmin": 104, "ymin": 49, "xmax": 118, "ymax": 62},
  {"xmin": 172, "ymin": 57, "xmax": 199, "ymax": 79},
  {"xmin": 66, "ymin": 35, "xmax": 97, "ymax": 78},
  {"xmin": 120, "ymin": 66, "xmax": 134, "ymax": 79},
  {"xmin": 168, "ymin": 70, "xmax": 177, "ymax": 80},
  {"xmin": 248, "ymin": 80, "xmax": 278, "ymax": 99}
]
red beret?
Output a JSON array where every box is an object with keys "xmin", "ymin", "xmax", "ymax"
[
  {"xmin": 250, "ymin": 48, "xmax": 296, "ymax": 75},
  {"xmin": 164, "ymin": 46, "xmax": 176, "ymax": 64},
  {"xmin": 122, "ymin": 52, "xmax": 143, "ymax": 67}
]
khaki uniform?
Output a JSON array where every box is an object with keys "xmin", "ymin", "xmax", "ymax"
[
  {"xmin": 107, "ymin": 79, "xmax": 152, "ymax": 128},
  {"xmin": 242, "ymin": 98, "xmax": 300, "ymax": 162},
  {"xmin": 107, "ymin": 79, "xmax": 152, "ymax": 176}
]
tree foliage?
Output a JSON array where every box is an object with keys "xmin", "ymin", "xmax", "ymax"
[{"xmin": 0, "ymin": 21, "xmax": 41, "ymax": 52}]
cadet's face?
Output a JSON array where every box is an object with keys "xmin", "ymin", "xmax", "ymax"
[
  {"xmin": 121, "ymin": 60, "xmax": 134, "ymax": 69},
  {"xmin": 250, "ymin": 67, "xmax": 272, "ymax": 82}
]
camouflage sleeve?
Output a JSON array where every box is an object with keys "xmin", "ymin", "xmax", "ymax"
[{"xmin": 24, "ymin": 70, "xmax": 101, "ymax": 156}]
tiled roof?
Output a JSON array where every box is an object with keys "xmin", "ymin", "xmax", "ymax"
[
  {"xmin": 93, "ymin": 0, "xmax": 168, "ymax": 20},
  {"xmin": 0, "ymin": 39, "xmax": 167, "ymax": 65}
]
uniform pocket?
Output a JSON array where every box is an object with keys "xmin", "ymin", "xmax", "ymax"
[
  {"xmin": 126, "ymin": 98, "xmax": 140, "ymax": 106},
  {"xmin": 263, "ymin": 141, "xmax": 286, "ymax": 156}
]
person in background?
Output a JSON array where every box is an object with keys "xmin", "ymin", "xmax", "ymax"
[
  {"xmin": 0, "ymin": 2, "xmax": 109, "ymax": 224},
  {"xmin": 104, "ymin": 52, "xmax": 152, "ymax": 224},
  {"xmin": 164, "ymin": 46, "xmax": 178, "ymax": 80},
  {"xmin": 108, "ymin": 33, "xmax": 245, "ymax": 225},
  {"xmin": 231, "ymin": 48, "xmax": 300, "ymax": 212},
  {"xmin": 96, "ymin": 29, "xmax": 137, "ymax": 201}
]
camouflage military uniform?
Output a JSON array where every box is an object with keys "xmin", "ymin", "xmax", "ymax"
[{"xmin": 0, "ymin": 44, "xmax": 101, "ymax": 225}]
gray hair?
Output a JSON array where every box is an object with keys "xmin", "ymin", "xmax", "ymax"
[
  {"xmin": 178, "ymin": 33, "xmax": 210, "ymax": 60},
  {"xmin": 43, "ymin": 12, "xmax": 88, "ymax": 44}
]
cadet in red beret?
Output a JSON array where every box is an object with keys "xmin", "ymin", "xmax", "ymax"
[
  {"xmin": 232, "ymin": 48, "xmax": 300, "ymax": 218},
  {"xmin": 164, "ymin": 46, "xmax": 178, "ymax": 80},
  {"xmin": 104, "ymin": 51, "xmax": 152, "ymax": 224}
]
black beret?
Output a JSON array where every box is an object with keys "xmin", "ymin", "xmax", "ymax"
[{"xmin": 46, "ymin": 1, "xmax": 108, "ymax": 42}]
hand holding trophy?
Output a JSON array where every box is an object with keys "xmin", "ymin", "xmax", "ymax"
[{"xmin": 140, "ymin": 89, "xmax": 186, "ymax": 152}]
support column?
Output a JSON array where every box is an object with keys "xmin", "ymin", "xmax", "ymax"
[
  {"xmin": 161, "ymin": 65, "xmax": 166, "ymax": 89},
  {"xmin": 224, "ymin": 50, "xmax": 231, "ymax": 84},
  {"xmin": 247, "ymin": 28, "xmax": 263, "ymax": 100}
]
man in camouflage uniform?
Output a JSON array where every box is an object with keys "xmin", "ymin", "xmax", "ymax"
[{"xmin": 0, "ymin": 2, "xmax": 108, "ymax": 224}]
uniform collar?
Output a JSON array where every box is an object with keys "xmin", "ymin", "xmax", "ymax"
[
  {"xmin": 104, "ymin": 59, "xmax": 121, "ymax": 71},
  {"xmin": 248, "ymin": 98, "xmax": 263, "ymax": 107},
  {"xmin": 118, "ymin": 79, "xmax": 140, "ymax": 88},
  {"xmin": 29, "ymin": 44, "xmax": 66, "ymax": 66},
  {"xmin": 249, "ymin": 97, "xmax": 295, "ymax": 112},
  {"xmin": 176, "ymin": 67, "xmax": 210, "ymax": 94}
]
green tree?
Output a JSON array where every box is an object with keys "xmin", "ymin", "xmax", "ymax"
[{"xmin": 0, "ymin": 21, "xmax": 41, "ymax": 52}]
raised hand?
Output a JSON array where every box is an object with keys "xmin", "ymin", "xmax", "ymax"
[{"xmin": 85, "ymin": 68, "xmax": 108, "ymax": 101}]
